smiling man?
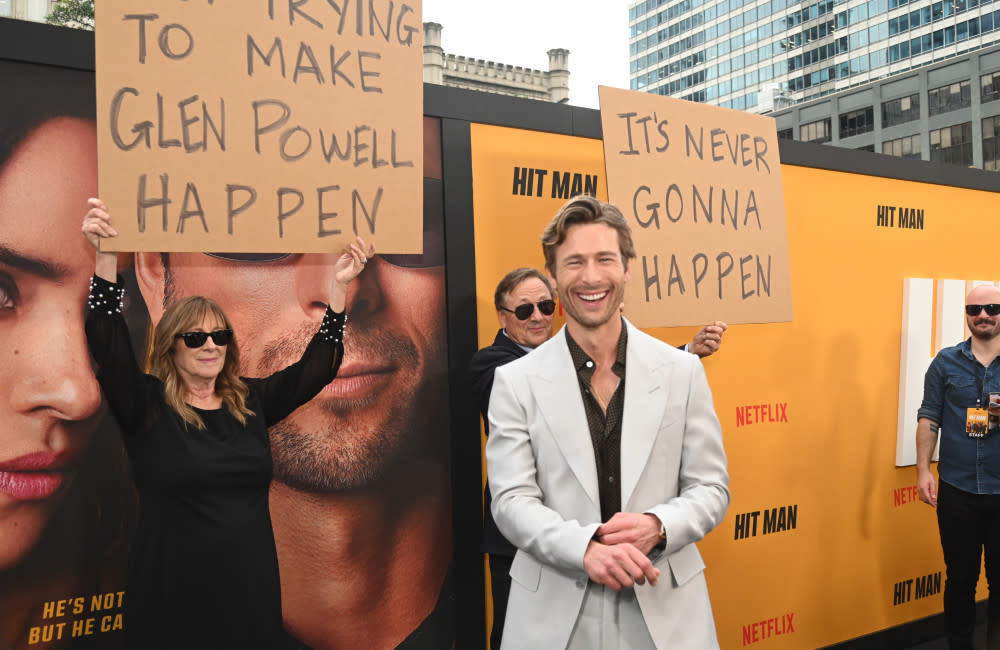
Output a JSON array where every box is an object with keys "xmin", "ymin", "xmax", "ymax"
[
  {"xmin": 485, "ymin": 196, "xmax": 730, "ymax": 649},
  {"xmin": 470, "ymin": 265, "xmax": 726, "ymax": 650},
  {"xmin": 917, "ymin": 283, "xmax": 1000, "ymax": 650}
]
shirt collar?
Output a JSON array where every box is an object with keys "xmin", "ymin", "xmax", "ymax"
[
  {"xmin": 958, "ymin": 337, "xmax": 1000, "ymax": 368},
  {"xmin": 564, "ymin": 318, "xmax": 628, "ymax": 377},
  {"xmin": 501, "ymin": 329, "xmax": 535, "ymax": 354},
  {"xmin": 959, "ymin": 337, "xmax": 974, "ymax": 362}
]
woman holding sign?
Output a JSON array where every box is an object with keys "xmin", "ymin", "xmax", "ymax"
[{"xmin": 82, "ymin": 199, "xmax": 372, "ymax": 650}]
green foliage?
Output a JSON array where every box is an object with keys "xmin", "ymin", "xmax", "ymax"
[{"xmin": 46, "ymin": 0, "xmax": 95, "ymax": 30}]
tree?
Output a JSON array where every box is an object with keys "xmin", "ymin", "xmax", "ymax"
[{"xmin": 46, "ymin": 0, "xmax": 94, "ymax": 30}]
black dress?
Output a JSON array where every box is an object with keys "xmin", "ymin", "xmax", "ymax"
[{"xmin": 84, "ymin": 275, "xmax": 344, "ymax": 650}]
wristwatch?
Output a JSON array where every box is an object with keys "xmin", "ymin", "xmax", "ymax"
[{"xmin": 654, "ymin": 524, "xmax": 667, "ymax": 551}]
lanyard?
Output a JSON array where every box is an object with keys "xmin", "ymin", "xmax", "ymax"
[{"xmin": 976, "ymin": 363, "xmax": 985, "ymax": 407}]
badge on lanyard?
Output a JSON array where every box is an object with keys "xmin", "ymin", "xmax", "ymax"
[
  {"xmin": 967, "ymin": 366, "xmax": 992, "ymax": 438},
  {"xmin": 968, "ymin": 407, "xmax": 989, "ymax": 438}
]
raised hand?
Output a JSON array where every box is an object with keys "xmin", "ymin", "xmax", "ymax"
[
  {"xmin": 329, "ymin": 237, "xmax": 375, "ymax": 312},
  {"xmin": 333, "ymin": 237, "xmax": 375, "ymax": 286},
  {"xmin": 82, "ymin": 198, "xmax": 117, "ymax": 250},
  {"xmin": 689, "ymin": 321, "xmax": 728, "ymax": 358},
  {"xmin": 82, "ymin": 198, "xmax": 119, "ymax": 281}
]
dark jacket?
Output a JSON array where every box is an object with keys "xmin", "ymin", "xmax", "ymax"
[{"xmin": 468, "ymin": 329, "xmax": 528, "ymax": 557}]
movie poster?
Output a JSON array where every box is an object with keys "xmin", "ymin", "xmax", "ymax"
[
  {"xmin": 1, "ymin": 57, "xmax": 452, "ymax": 650},
  {"xmin": 0, "ymin": 59, "xmax": 133, "ymax": 650}
]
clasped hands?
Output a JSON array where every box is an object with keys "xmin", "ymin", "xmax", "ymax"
[{"xmin": 583, "ymin": 512, "xmax": 663, "ymax": 591}]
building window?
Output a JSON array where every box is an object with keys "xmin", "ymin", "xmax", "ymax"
[
  {"xmin": 882, "ymin": 94, "xmax": 920, "ymax": 126},
  {"xmin": 800, "ymin": 118, "xmax": 832, "ymax": 143},
  {"xmin": 984, "ymin": 116, "xmax": 1000, "ymax": 171},
  {"xmin": 857, "ymin": 144, "xmax": 876, "ymax": 152},
  {"xmin": 839, "ymin": 107, "xmax": 875, "ymax": 137},
  {"xmin": 882, "ymin": 134, "xmax": 922, "ymax": 159},
  {"xmin": 983, "ymin": 72, "xmax": 1000, "ymax": 103},
  {"xmin": 929, "ymin": 122, "xmax": 973, "ymax": 166},
  {"xmin": 777, "ymin": 127, "xmax": 794, "ymax": 140},
  {"xmin": 928, "ymin": 80, "xmax": 971, "ymax": 115}
]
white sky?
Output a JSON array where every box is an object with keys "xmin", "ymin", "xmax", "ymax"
[{"xmin": 421, "ymin": 1, "xmax": 633, "ymax": 109}]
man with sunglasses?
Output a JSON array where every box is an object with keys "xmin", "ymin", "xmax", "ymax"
[
  {"xmin": 470, "ymin": 266, "xmax": 727, "ymax": 649},
  {"xmin": 132, "ymin": 182, "xmax": 453, "ymax": 649},
  {"xmin": 917, "ymin": 283, "xmax": 1000, "ymax": 649}
]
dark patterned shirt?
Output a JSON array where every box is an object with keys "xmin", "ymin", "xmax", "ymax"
[{"xmin": 566, "ymin": 321, "xmax": 628, "ymax": 522}]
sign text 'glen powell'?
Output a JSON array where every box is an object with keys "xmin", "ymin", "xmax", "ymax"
[
  {"xmin": 95, "ymin": 0, "xmax": 423, "ymax": 253},
  {"xmin": 598, "ymin": 86, "xmax": 793, "ymax": 327}
]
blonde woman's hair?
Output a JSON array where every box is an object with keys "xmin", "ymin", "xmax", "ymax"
[{"xmin": 146, "ymin": 295, "xmax": 253, "ymax": 430}]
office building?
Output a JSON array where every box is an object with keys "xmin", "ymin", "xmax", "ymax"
[
  {"xmin": 1, "ymin": 0, "xmax": 54, "ymax": 21},
  {"xmin": 771, "ymin": 43, "xmax": 1000, "ymax": 169},
  {"xmin": 629, "ymin": 0, "xmax": 1000, "ymax": 114}
]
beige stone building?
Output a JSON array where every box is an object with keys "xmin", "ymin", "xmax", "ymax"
[
  {"xmin": 423, "ymin": 22, "xmax": 570, "ymax": 103},
  {"xmin": 1, "ymin": 0, "xmax": 54, "ymax": 21},
  {"xmin": 3, "ymin": 8, "xmax": 572, "ymax": 104}
]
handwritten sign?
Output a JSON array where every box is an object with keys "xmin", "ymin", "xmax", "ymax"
[
  {"xmin": 95, "ymin": 0, "xmax": 423, "ymax": 253},
  {"xmin": 599, "ymin": 86, "xmax": 792, "ymax": 326}
]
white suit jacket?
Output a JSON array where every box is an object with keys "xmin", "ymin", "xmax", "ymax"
[{"xmin": 486, "ymin": 319, "xmax": 729, "ymax": 650}]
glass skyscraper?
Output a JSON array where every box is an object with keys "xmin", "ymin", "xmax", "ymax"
[{"xmin": 629, "ymin": 0, "xmax": 1000, "ymax": 113}]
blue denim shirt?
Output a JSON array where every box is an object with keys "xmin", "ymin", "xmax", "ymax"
[{"xmin": 918, "ymin": 338, "xmax": 1000, "ymax": 494}]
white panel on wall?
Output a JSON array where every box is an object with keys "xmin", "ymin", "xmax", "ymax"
[{"xmin": 896, "ymin": 278, "xmax": 934, "ymax": 467}]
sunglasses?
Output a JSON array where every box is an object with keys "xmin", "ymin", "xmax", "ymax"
[
  {"xmin": 500, "ymin": 299, "xmax": 556, "ymax": 321},
  {"xmin": 175, "ymin": 329, "xmax": 234, "ymax": 348},
  {"xmin": 966, "ymin": 304, "xmax": 1000, "ymax": 316}
]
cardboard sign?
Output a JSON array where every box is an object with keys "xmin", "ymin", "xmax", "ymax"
[
  {"xmin": 95, "ymin": 0, "xmax": 423, "ymax": 253},
  {"xmin": 599, "ymin": 86, "xmax": 792, "ymax": 326}
]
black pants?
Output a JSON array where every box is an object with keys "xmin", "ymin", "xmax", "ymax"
[
  {"xmin": 938, "ymin": 480, "xmax": 1000, "ymax": 650},
  {"xmin": 488, "ymin": 553, "xmax": 513, "ymax": 650}
]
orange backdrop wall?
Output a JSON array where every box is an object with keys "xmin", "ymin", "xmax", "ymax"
[{"xmin": 470, "ymin": 122, "xmax": 1000, "ymax": 649}]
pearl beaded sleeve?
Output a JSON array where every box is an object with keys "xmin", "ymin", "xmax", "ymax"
[
  {"xmin": 318, "ymin": 306, "xmax": 346, "ymax": 344},
  {"xmin": 87, "ymin": 275, "xmax": 124, "ymax": 316}
]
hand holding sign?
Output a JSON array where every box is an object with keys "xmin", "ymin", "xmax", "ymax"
[{"xmin": 329, "ymin": 236, "xmax": 376, "ymax": 312}]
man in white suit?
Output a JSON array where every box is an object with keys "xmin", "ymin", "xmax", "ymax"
[{"xmin": 486, "ymin": 195, "xmax": 730, "ymax": 649}]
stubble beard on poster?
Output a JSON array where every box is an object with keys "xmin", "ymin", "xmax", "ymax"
[{"xmin": 251, "ymin": 312, "xmax": 446, "ymax": 494}]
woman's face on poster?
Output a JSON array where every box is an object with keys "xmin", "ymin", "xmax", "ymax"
[{"xmin": 0, "ymin": 118, "xmax": 103, "ymax": 569}]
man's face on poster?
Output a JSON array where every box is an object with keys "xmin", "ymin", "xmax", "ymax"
[{"xmin": 136, "ymin": 213, "xmax": 447, "ymax": 493}]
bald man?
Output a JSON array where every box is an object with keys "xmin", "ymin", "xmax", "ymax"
[{"xmin": 917, "ymin": 283, "xmax": 1000, "ymax": 650}]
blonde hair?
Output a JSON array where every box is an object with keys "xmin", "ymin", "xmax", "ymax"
[
  {"xmin": 146, "ymin": 296, "xmax": 253, "ymax": 430},
  {"xmin": 541, "ymin": 195, "xmax": 637, "ymax": 273}
]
